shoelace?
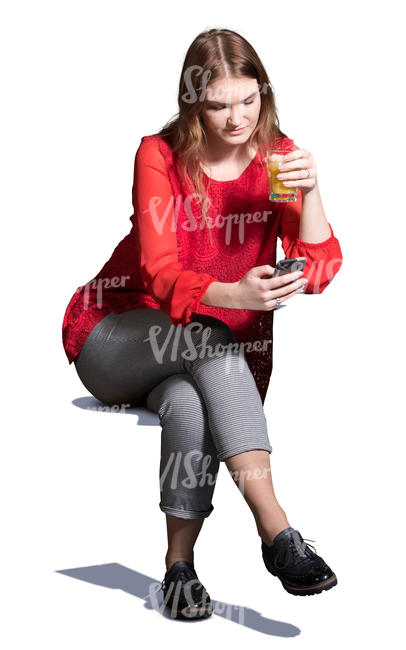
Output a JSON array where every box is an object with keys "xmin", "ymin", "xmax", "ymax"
[{"xmin": 274, "ymin": 530, "xmax": 319, "ymax": 569}]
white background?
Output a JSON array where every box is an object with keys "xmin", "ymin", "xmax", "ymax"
[{"xmin": 1, "ymin": 0, "xmax": 405, "ymax": 647}]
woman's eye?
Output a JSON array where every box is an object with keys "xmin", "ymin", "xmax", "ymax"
[{"xmin": 210, "ymin": 99, "xmax": 254, "ymax": 111}]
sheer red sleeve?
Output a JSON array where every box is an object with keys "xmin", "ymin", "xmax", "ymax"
[
  {"xmin": 132, "ymin": 137, "xmax": 218, "ymax": 325},
  {"xmin": 278, "ymin": 188, "xmax": 343, "ymax": 293}
]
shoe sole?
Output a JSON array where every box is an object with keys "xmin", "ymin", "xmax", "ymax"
[
  {"xmin": 264, "ymin": 559, "xmax": 338, "ymax": 596},
  {"xmin": 281, "ymin": 574, "xmax": 337, "ymax": 596}
]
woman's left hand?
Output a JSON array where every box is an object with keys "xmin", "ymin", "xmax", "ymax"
[{"xmin": 276, "ymin": 148, "xmax": 318, "ymax": 196}]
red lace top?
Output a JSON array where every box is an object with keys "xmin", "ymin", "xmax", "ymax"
[{"xmin": 62, "ymin": 133, "xmax": 343, "ymax": 403}]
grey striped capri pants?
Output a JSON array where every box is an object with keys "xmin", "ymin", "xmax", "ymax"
[{"xmin": 73, "ymin": 307, "xmax": 272, "ymax": 520}]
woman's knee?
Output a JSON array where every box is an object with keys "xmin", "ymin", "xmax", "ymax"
[{"xmin": 145, "ymin": 373, "xmax": 207, "ymax": 422}]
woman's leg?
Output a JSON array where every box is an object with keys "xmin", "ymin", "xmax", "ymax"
[
  {"xmin": 144, "ymin": 372, "xmax": 219, "ymax": 520},
  {"xmin": 144, "ymin": 372, "xmax": 220, "ymax": 569},
  {"xmin": 74, "ymin": 309, "xmax": 221, "ymax": 515},
  {"xmin": 163, "ymin": 514, "xmax": 204, "ymax": 570},
  {"xmin": 73, "ymin": 309, "xmax": 222, "ymax": 570},
  {"xmin": 224, "ymin": 450, "xmax": 291, "ymax": 546}
]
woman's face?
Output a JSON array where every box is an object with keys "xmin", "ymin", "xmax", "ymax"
[{"xmin": 200, "ymin": 76, "xmax": 261, "ymax": 147}]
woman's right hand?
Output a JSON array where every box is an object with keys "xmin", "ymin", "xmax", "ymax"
[{"xmin": 232, "ymin": 264, "xmax": 308, "ymax": 311}]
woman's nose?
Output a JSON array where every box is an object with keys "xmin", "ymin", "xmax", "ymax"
[{"xmin": 227, "ymin": 110, "xmax": 243, "ymax": 128}]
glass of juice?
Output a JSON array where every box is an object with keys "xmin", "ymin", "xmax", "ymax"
[{"xmin": 264, "ymin": 147, "xmax": 298, "ymax": 202}]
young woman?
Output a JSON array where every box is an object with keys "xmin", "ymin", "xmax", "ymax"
[{"xmin": 62, "ymin": 27, "xmax": 343, "ymax": 619}]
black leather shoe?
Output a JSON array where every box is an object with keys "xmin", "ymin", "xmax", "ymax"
[
  {"xmin": 160, "ymin": 560, "xmax": 213, "ymax": 619},
  {"xmin": 262, "ymin": 527, "xmax": 338, "ymax": 596}
]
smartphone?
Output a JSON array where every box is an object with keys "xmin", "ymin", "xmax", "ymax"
[{"xmin": 272, "ymin": 256, "xmax": 307, "ymax": 277}]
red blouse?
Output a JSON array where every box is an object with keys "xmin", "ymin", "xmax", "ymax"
[{"xmin": 62, "ymin": 133, "xmax": 343, "ymax": 403}]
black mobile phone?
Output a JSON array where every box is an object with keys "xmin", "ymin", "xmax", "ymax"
[{"xmin": 272, "ymin": 256, "xmax": 307, "ymax": 277}]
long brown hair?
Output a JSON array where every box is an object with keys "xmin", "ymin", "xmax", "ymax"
[{"xmin": 157, "ymin": 27, "xmax": 288, "ymax": 246}]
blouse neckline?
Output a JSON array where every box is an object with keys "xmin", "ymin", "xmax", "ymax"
[{"xmin": 200, "ymin": 148, "xmax": 260, "ymax": 183}]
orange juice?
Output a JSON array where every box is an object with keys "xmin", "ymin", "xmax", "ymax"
[{"xmin": 265, "ymin": 152, "xmax": 298, "ymax": 202}]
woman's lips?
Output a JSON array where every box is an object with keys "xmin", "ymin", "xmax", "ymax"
[{"xmin": 225, "ymin": 126, "xmax": 246, "ymax": 134}]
